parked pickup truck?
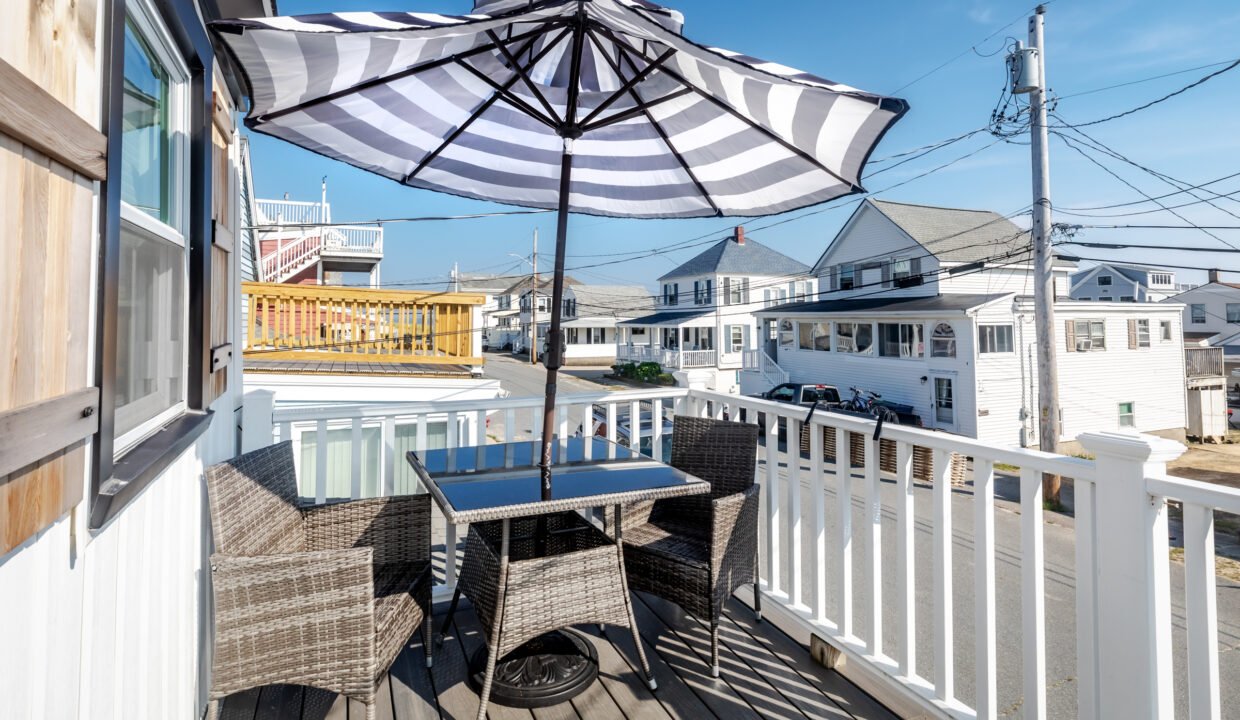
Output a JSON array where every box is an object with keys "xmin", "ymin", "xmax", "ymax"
[{"xmin": 750, "ymin": 383, "xmax": 842, "ymax": 407}]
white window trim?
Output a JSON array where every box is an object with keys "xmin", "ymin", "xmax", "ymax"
[{"xmin": 113, "ymin": 0, "xmax": 192, "ymax": 456}]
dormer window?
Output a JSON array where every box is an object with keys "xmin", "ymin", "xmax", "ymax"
[
  {"xmin": 1149, "ymin": 272, "xmax": 1173, "ymax": 286},
  {"xmin": 1097, "ymin": 275, "xmax": 1112, "ymax": 286},
  {"xmin": 662, "ymin": 283, "xmax": 679, "ymax": 305},
  {"xmin": 839, "ymin": 264, "xmax": 855, "ymax": 290}
]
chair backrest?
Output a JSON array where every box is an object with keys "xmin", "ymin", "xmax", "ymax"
[
  {"xmin": 669, "ymin": 415, "xmax": 759, "ymax": 499},
  {"xmin": 205, "ymin": 441, "xmax": 305, "ymax": 556}
]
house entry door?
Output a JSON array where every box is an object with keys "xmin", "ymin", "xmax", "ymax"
[
  {"xmin": 932, "ymin": 376, "xmax": 956, "ymax": 431},
  {"xmin": 764, "ymin": 319, "xmax": 777, "ymax": 358}
]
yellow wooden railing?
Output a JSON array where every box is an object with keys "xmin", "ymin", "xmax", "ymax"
[{"xmin": 241, "ymin": 282, "xmax": 484, "ymax": 365}]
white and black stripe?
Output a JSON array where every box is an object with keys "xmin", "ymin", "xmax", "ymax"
[{"xmin": 212, "ymin": 0, "xmax": 907, "ymax": 219}]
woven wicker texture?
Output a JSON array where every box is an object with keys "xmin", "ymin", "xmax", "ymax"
[
  {"xmin": 622, "ymin": 416, "xmax": 761, "ymax": 674},
  {"xmin": 204, "ymin": 442, "xmax": 432, "ymax": 718}
]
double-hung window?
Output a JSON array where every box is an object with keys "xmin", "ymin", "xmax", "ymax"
[
  {"xmin": 1161, "ymin": 320, "xmax": 1172, "ymax": 341},
  {"xmin": 1191, "ymin": 304, "xmax": 1206, "ymax": 324},
  {"xmin": 1118, "ymin": 402, "xmax": 1135, "ymax": 428},
  {"xmin": 723, "ymin": 277, "xmax": 748, "ymax": 305},
  {"xmin": 1135, "ymin": 319, "xmax": 1151, "ymax": 348},
  {"xmin": 662, "ymin": 283, "xmax": 679, "ymax": 306},
  {"xmin": 1227, "ymin": 303, "xmax": 1240, "ymax": 323},
  {"xmin": 727, "ymin": 325, "xmax": 745, "ymax": 353},
  {"xmin": 1073, "ymin": 320, "xmax": 1107, "ymax": 351},
  {"xmin": 693, "ymin": 279, "xmax": 713, "ymax": 305},
  {"xmin": 839, "ymin": 264, "xmax": 856, "ymax": 290},
  {"xmin": 978, "ymin": 324, "xmax": 1013, "ymax": 354},
  {"xmin": 1098, "ymin": 275, "xmax": 1112, "ymax": 286},
  {"xmin": 879, "ymin": 323, "xmax": 923, "ymax": 358},
  {"xmin": 114, "ymin": 7, "xmax": 191, "ymax": 453}
]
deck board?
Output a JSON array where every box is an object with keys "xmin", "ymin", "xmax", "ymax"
[{"xmin": 218, "ymin": 595, "xmax": 895, "ymax": 720}]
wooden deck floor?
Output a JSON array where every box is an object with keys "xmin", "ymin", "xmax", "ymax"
[{"xmin": 218, "ymin": 593, "xmax": 895, "ymax": 720}]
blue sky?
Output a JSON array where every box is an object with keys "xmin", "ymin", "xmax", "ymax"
[{"xmin": 246, "ymin": 0, "xmax": 1240, "ymax": 291}]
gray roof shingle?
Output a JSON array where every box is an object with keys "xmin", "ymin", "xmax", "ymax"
[
  {"xmin": 865, "ymin": 199, "xmax": 1074, "ymax": 268},
  {"xmin": 659, "ymin": 236, "xmax": 810, "ymax": 281},
  {"xmin": 568, "ymin": 284, "xmax": 655, "ymax": 318}
]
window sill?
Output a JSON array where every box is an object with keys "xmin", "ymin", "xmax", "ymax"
[{"xmin": 90, "ymin": 410, "xmax": 213, "ymax": 529}]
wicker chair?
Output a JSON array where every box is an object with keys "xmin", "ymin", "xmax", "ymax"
[
  {"xmin": 621, "ymin": 416, "xmax": 761, "ymax": 678},
  {"xmin": 203, "ymin": 441, "xmax": 432, "ymax": 720}
]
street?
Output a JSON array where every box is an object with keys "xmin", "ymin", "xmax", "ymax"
[{"xmin": 759, "ymin": 454, "xmax": 1240, "ymax": 717}]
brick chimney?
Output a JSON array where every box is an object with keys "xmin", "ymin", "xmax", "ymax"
[
  {"xmin": 734, "ymin": 225, "xmax": 745, "ymax": 245},
  {"xmin": 1209, "ymin": 268, "xmax": 1221, "ymax": 284}
]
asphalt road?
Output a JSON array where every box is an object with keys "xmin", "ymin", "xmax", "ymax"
[
  {"xmin": 758, "ymin": 454, "xmax": 1240, "ymax": 718},
  {"xmin": 479, "ymin": 351, "xmax": 616, "ymax": 398}
]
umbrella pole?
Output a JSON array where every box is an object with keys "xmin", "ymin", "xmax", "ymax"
[{"xmin": 538, "ymin": 146, "xmax": 574, "ymax": 498}]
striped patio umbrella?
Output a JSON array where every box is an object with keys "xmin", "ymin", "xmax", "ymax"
[{"xmin": 212, "ymin": 0, "xmax": 908, "ymax": 488}]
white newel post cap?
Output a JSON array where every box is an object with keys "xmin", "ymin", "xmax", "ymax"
[
  {"xmin": 1077, "ymin": 431, "xmax": 1185, "ymax": 471},
  {"xmin": 672, "ymin": 369, "xmax": 711, "ymax": 390}
]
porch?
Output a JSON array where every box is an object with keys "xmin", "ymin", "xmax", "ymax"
[
  {"xmin": 219, "ymin": 593, "xmax": 894, "ymax": 719},
  {"xmin": 617, "ymin": 343, "xmax": 718, "ymax": 369},
  {"xmin": 238, "ymin": 386, "xmax": 1239, "ymax": 719}
]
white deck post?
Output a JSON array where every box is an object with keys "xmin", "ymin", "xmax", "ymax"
[{"xmin": 1077, "ymin": 431, "xmax": 1185, "ymax": 719}]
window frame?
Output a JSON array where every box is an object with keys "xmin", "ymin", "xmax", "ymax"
[
  {"xmin": 1118, "ymin": 401, "xmax": 1136, "ymax": 428},
  {"xmin": 1191, "ymin": 304, "xmax": 1206, "ymax": 324},
  {"xmin": 839, "ymin": 264, "xmax": 856, "ymax": 290},
  {"xmin": 1097, "ymin": 275, "xmax": 1112, "ymax": 286},
  {"xmin": 1227, "ymin": 303, "xmax": 1240, "ymax": 323},
  {"xmin": 978, "ymin": 324, "xmax": 1014, "ymax": 354},
  {"xmin": 91, "ymin": 0, "xmax": 217, "ymax": 529},
  {"xmin": 878, "ymin": 322, "xmax": 924, "ymax": 359},
  {"xmin": 727, "ymin": 324, "xmax": 745, "ymax": 353},
  {"xmin": 834, "ymin": 321, "xmax": 873, "ymax": 355},
  {"xmin": 1160, "ymin": 320, "xmax": 1172, "ymax": 341},
  {"xmin": 1073, "ymin": 319, "xmax": 1107, "ymax": 352},
  {"xmin": 1136, "ymin": 319, "xmax": 1151, "ymax": 348},
  {"xmin": 930, "ymin": 322, "xmax": 956, "ymax": 358}
]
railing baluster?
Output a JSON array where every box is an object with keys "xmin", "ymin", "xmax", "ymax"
[
  {"xmin": 974, "ymin": 458, "xmax": 997, "ymax": 717},
  {"xmin": 606, "ymin": 402, "xmax": 618, "ymax": 458},
  {"xmin": 381, "ymin": 416, "xmax": 395, "ymax": 497},
  {"xmin": 931, "ymin": 447, "xmax": 952, "ymax": 702},
  {"xmin": 1184, "ymin": 502, "xmax": 1221, "ymax": 720},
  {"xmin": 629, "ymin": 399, "xmax": 641, "ymax": 455},
  {"xmin": 581, "ymin": 404, "xmax": 594, "ymax": 460},
  {"xmin": 350, "ymin": 417, "xmax": 363, "ymax": 500},
  {"xmin": 863, "ymin": 431, "xmax": 881, "ymax": 656},
  {"xmin": 895, "ymin": 441, "xmax": 915, "ymax": 678},
  {"xmin": 1074, "ymin": 473, "xmax": 1099, "ymax": 719},
  {"xmin": 447, "ymin": 412, "xmax": 459, "ymax": 450},
  {"xmin": 503, "ymin": 408, "xmax": 515, "ymax": 443},
  {"xmin": 787, "ymin": 417, "xmax": 803, "ymax": 611},
  {"xmin": 764, "ymin": 411, "xmax": 782, "ymax": 597},
  {"xmin": 651, "ymin": 398, "xmax": 664, "ymax": 462},
  {"xmin": 809, "ymin": 420, "xmax": 827, "ymax": 624},
  {"xmin": 474, "ymin": 409, "xmax": 486, "ymax": 446},
  {"xmin": 315, "ymin": 419, "xmax": 328, "ymax": 505},
  {"xmin": 836, "ymin": 431, "xmax": 853, "ymax": 639},
  {"xmin": 1020, "ymin": 467, "xmax": 1047, "ymax": 720}
]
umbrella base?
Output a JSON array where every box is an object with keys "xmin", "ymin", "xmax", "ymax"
[{"xmin": 468, "ymin": 630, "xmax": 599, "ymax": 708}]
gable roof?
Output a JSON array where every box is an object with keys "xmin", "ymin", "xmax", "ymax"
[
  {"xmin": 503, "ymin": 274, "xmax": 580, "ymax": 296},
  {"xmin": 451, "ymin": 273, "xmax": 515, "ymax": 292},
  {"xmin": 1071, "ymin": 262, "xmax": 1173, "ymax": 287},
  {"xmin": 757, "ymin": 292, "xmax": 1010, "ymax": 317},
  {"xmin": 568, "ymin": 284, "xmax": 655, "ymax": 318},
  {"xmin": 659, "ymin": 236, "xmax": 810, "ymax": 281},
  {"xmin": 846, "ymin": 199, "xmax": 1074, "ymax": 268}
]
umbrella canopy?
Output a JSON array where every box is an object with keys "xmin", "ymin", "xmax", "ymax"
[
  {"xmin": 213, "ymin": 0, "xmax": 906, "ymax": 218},
  {"xmin": 212, "ymin": 0, "xmax": 908, "ymax": 488}
]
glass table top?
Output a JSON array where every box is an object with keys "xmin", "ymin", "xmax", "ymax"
[{"xmin": 407, "ymin": 437, "xmax": 708, "ymax": 523}]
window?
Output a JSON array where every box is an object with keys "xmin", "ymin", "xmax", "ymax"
[
  {"xmin": 798, "ymin": 322, "xmax": 814, "ymax": 350},
  {"xmin": 1118, "ymin": 402, "xmax": 1135, "ymax": 428},
  {"xmin": 566, "ymin": 328, "xmax": 579, "ymax": 344},
  {"xmin": 978, "ymin": 324, "xmax": 1013, "ymax": 354},
  {"xmin": 931, "ymin": 322, "xmax": 956, "ymax": 358},
  {"xmin": 1150, "ymin": 273, "xmax": 1173, "ymax": 286},
  {"xmin": 839, "ymin": 264, "xmax": 856, "ymax": 290},
  {"xmin": 791, "ymin": 280, "xmax": 813, "ymax": 300},
  {"xmin": 693, "ymin": 279, "xmax": 713, "ymax": 305},
  {"xmin": 723, "ymin": 277, "xmax": 749, "ymax": 305},
  {"xmin": 498, "ymin": 295, "xmax": 511, "ymax": 310},
  {"xmin": 1135, "ymin": 319, "xmax": 1150, "ymax": 348},
  {"xmin": 562, "ymin": 298, "xmax": 576, "ymax": 317},
  {"xmin": 1161, "ymin": 320, "xmax": 1172, "ymax": 341},
  {"xmin": 834, "ymin": 322, "xmax": 873, "ymax": 354},
  {"xmin": 114, "ymin": 9, "xmax": 190, "ymax": 452},
  {"xmin": 879, "ymin": 323, "xmax": 924, "ymax": 358},
  {"xmin": 1119, "ymin": 295, "xmax": 1134, "ymax": 302},
  {"xmin": 727, "ymin": 325, "xmax": 745, "ymax": 353},
  {"xmin": 589, "ymin": 327, "xmax": 605, "ymax": 344},
  {"xmin": 812, "ymin": 322, "xmax": 831, "ymax": 351},
  {"xmin": 891, "ymin": 258, "xmax": 912, "ymax": 282},
  {"xmin": 769, "ymin": 385, "xmax": 796, "ymax": 402},
  {"xmin": 764, "ymin": 287, "xmax": 787, "ymax": 308},
  {"xmin": 1228, "ymin": 304, "xmax": 1240, "ymax": 323},
  {"xmin": 1098, "ymin": 275, "xmax": 1112, "ymax": 286},
  {"xmin": 1078, "ymin": 297, "xmax": 1091, "ymax": 301},
  {"xmin": 662, "ymin": 283, "xmax": 679, "ymax": 306},
  {"xmin": 778, "ymin": 319, "xmax": 794, "ymax": 348},
  {"xmin": 1072, "ymin": 320, "xmax": 1107, "ymax": 351},
  {"xmin": 536, "ymin": 297, "xmax": 549, "ymax": 312},
  {"xmin": 1191, "ymin": 304, "xmax": 1206, "ymax": 324}
]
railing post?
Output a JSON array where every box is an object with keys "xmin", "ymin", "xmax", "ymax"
[
  {"xmin": 240, "ymin": 389, "xmax": 275, "ymax": 452},
  {"xmin": 1077, "ymin": 431, "xmax": 1185, "ymax": 719}
]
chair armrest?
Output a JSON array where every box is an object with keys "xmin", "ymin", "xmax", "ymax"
[
  {"xmin": 303, "ymin": 494, "xmax": 431, "ymax": 566},
  {"xmin": 209, "ymin": 548, "xmax": 377, "ymax": 696},
  {"xmin": 711, "ymin": 484, "xmax": 761, "ymax": 570}
]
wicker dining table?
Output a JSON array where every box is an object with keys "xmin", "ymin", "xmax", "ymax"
[{"xmin": 407, "ymin": 436, "xmax": 709, "ymax": 717}]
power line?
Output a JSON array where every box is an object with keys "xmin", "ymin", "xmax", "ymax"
[
  {"xmin": 1057, "ymin": 237, "xmax": 1240, "ymax": 252},
  {"xmin": 1055, "ymin": 254, "xmax": 1238, "ymax": 273},
  {"xmin": 1050, "ymin": 58, "xmax": 1240, "ymax": 128},
  {"xmin": 245, "ymin": 207, "xmax": 553, "ymax": 230},
  {"xmin": 1056, "ymin": 57, "xmax": 1240, "ymax": 100},
  {"xmin": 1057, "ymin": 170, "xmax": 1240, "ymax": 213}
]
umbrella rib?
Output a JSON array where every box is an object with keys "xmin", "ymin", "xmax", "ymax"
[
  {"xmin": 579, "ymin": 87, "xmax": 692, "ymax": 131},
  {"xmin": 486, "ymin": 29, "xmax": 563, "ymax": 127},
  {"xmin": 403, "ymin": 27, "xmax": 572, "ymax": 184},
  {"xmin": 454, "ymin": 59, "xmax": 560, "ymax": 130},
  {"xmin": 252, "ymin": 18, "xmax": 565, "ymax": 125},
  {"xmin": 593, "ymin": 23, "xmax": 864, "ymax": 194},
  {"xmin": 577, "ymin": 47, "xmax": 677, "ymax": 128},
  {"xmin": 584, "ymin": 28, "xmax": 720, "ymax": 216}
]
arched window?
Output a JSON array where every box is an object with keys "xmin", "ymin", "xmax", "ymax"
[{"xmin": 931, "ymin": 322, "xmax": 956, "ymax": 358}]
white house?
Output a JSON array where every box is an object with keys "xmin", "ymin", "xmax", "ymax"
[
  {"xmin": 559, "ymin": 284, "xmax": 654, "ymax": 365},
  {"xmin": 449, "ymin": 271, "xmax": 519, "ymax": 350},
  {"xmin": 618, "ymin": 226, "xmax": 815, "ymax": 392},
  {"xmin": 1163, "ymin": 270, "xmax": 1240, "ymax": 376},
  {"xmin": 748, "ymin": 199, "xmax": 1187, "ymax": 447},
  {"xmin": 1069, "ymin": 262, "xmax": 1189, "ymax": 302},
  {"xmin": 509, "ymin": 275, "xmax": 581, "ymax": 353}
]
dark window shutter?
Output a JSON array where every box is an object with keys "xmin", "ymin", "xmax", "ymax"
[
  {"xmin": 882, "ymin": 262, "xmax": 891, "ymax": 288},
  {"xmin": 829, "ymin": 268, "xmax": 838, "ymax": 292},
  {"xmin": 910, "ymin": 257, "xmax": 922, "ymax": 282},
  {"xmin": 1065, "ymin": 320, "xmax": 1076, "ymax": 352}
]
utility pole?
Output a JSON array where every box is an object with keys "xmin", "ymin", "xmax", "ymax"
[
  {"xmin": 1014, "ymin": 5, "xmax": 1062, "ymax": 502},
  {"xmin": 531, "ymin": 228, "xmax": 539, "ymax": 365}
]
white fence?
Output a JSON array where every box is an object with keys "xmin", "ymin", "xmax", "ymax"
[
  {"xmin": 617, "ymin": 345, "xmax": 717, "ymax": 368},
  {"xmin": 249, "ymin": 387, "xmax": 1236, "ymax": 719}
]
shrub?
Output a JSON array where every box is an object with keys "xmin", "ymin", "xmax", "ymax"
[
  {"xmin": 656, "ymin": 372, "xmax": 676, "ymax": 386},
  {"xmin": 635, "ymin": 362, "xmax": 663, "ymax": 383}
]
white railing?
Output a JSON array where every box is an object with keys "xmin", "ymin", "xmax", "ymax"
[
  {"xmin": 243, "ymin": 386, "xmax": 1238, "ymax": 719},
  {"xmin": 324, "ymin": 225, "xmax": 383, "ymax": 255},
  {"xmin": 256, "ymin": 198, "xmax": 328, "ymax": 226},
  {"xmin": 259, "ymin": 230, "xmax": 321, "ymax": 282},
  {"xmin": 742, "ymin": 348, "xmax": 790, "ymax": 385},
  {"xmin": 679, "ymin": 349, "xmax": 717, "ymax": 368},
  {"xmin": 616, "ymin": 345, "xmax": 716, "ymax": 369}
]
